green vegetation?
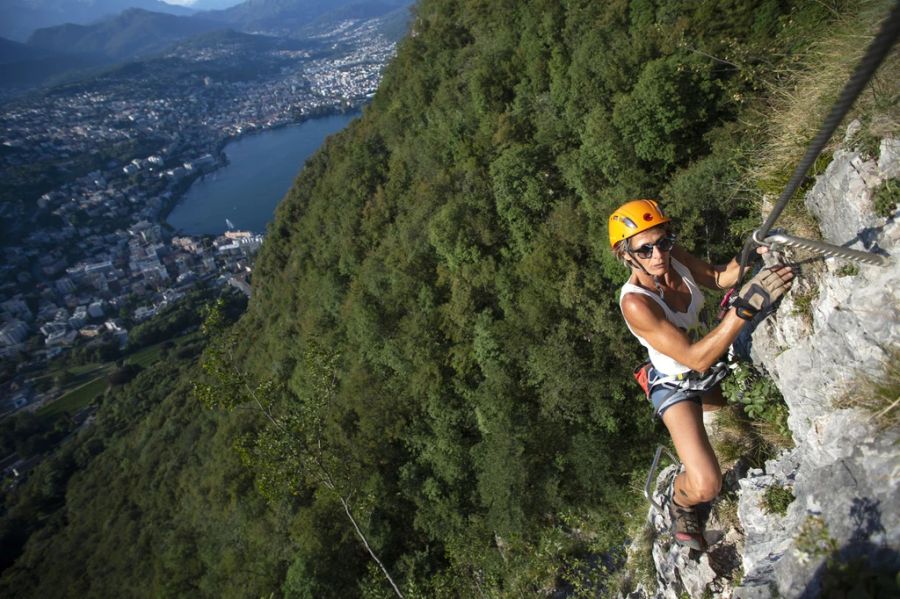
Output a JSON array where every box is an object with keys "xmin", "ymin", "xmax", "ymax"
[
  {"xmin": 2, "ymin": 0, "xmax": 896, "ymax": 596},
  {"xmin": 26, "ymin": 288, "xmax": 232, "ymax": 424},
  {"xmin": 794, "ymin": 515, "xmax": 900, "ymax": 597},
  {"xmin": 713, "ymin": 492, "xmax": 742, "ymax": 535},
  {"xmin": 603, "ymin": 518, "xmax": 659, "ymax": 598},
  {"xmin": 0, "ymin": 291, "xmax": 231, "ymax": 566},
  {"xmin": 0, "ymin": 411, "xmax": 70, "ymax": 458},
  {"xmin": 835, "ymin": 349, "xmax": 900, "ymax": 431},
  {"xmin": 795, "ymin": 515, "xmax": 838, "ymax": 562},
  {"xmin": 835, "ymin": 262, "xmax": 860, "ymax": 277},
  {"xmin": 721, "ymin": 362, "xmax": 792, "ymax": 452},
  {"xmin": 37, "ymin": 376, "xmax": 107, "ymax": 418},
  {"xmin": 0, "ymin": 301, "xmax": 279, "ymax": 595},
  {"xmin": 33, "ymin": 332, "xmax": 202, "ymax": 421},
  {"xmin": 761, "ymin": 484, "xmax": 795, "ymax": 516},
  {"xmin": 791, "ymin": 284, "xmax": 820, "ymax": 327},
  {"xmin": 872, "ymin": 178, "xmax": 899, "ymax": 218},
  {"xmin": 0, "ymin": 136, "xmax": 166, "ymax": 212},
  {"xmin": 126, "ymin": 286, "xmax": 246, "ymax": 351}
]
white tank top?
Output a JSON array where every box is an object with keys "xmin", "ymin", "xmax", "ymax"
[{"xmin": 619, "ymin": 258, "xmax": 704, "ymax": 376}]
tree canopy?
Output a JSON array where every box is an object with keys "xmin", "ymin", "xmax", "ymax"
[{"xmin": 1, "ymin": 0, "xmax": 864, "ymax": 596}]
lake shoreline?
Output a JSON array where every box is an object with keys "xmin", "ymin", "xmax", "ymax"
[{"xmin": 164, "ymin": 109, "xmax": 360, "ymax": 236}]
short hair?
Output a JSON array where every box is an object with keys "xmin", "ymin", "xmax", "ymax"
[
  {"xmin": 612, "ymin": 239, "xmax": 629, "ymax": 263},
  {"xmin": 611, "ymin": 224, "xmax": 672, "ymax": 265}
]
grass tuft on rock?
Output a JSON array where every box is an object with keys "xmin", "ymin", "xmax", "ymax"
[
  {"xmin": 835, "ymin": 349, "xmax": 900, "ymax": 431},
  {"xmin": 762, "ymin": 484, "xmax": 795, "ymax": 516}
]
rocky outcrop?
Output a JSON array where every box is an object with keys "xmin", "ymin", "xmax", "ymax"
[{"xmin": 628, "ymin": 128, "xmax": 899, "ymax": 598}]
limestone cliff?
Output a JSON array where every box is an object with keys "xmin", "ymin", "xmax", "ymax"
[{"xmin": 627, "ymin": 128, "xmax": 899, "ymax": 598}]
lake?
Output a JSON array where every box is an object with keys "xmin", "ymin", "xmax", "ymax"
[{"xmin": 166, "ymin": 112, "xmax": 358, "ymax": 235}]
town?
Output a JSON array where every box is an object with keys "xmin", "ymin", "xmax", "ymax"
[{"xmin": 0, "ymin": 18, "xmax": 399, "ymax": 417}]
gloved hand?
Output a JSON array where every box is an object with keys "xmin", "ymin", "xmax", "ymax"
[{"xmin": 730, "ymin": 265, "xmax": 794, "ymax": 320}]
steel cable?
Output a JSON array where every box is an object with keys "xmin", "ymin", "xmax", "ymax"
[{"xmin": 735, "ymin": 2, "xmax": 900, "ymax": 285}]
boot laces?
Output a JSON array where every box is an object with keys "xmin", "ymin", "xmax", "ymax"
[{"xmin": 671, "ymin": 500, "xmax": 701, "ymax": 535}]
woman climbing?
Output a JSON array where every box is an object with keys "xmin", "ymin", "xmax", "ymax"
[{"xmin": 610, "ymin": 199, "xmax": 794, "ymax": 550}]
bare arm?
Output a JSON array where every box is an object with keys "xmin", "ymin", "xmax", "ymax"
[
  {"xmin": 672, "ymin": 245, "xmax": 765, "ymax": 290},
  {"xmin": 621, "ymin": 293, "xmax": 746, "ymax": 372},
  {"xmin": 622, "ymin": 262, "xmax": 794, "ymax": 372}
]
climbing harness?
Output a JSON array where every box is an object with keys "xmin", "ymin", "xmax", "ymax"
[
  {"xmin": 656, "ymin": 363, "xmax": 729, "ymax": 416},
  {"xmin": 651, "ymin": 361, "xmax": 730, "ymax": 398},
  {"xmin": 635, "ymin": 361, "xmax": 731, "ymax": 415},
  {"xmin": 633, "ymin": 362, "xmax": 652, "ymax": 396},
  {"xmin": 643, "ymin": 5, "xmax": 899, "ymax": 508},
  {"xmin": 734, "ymin": 3, "xmax": 900, "ymax": 283}
]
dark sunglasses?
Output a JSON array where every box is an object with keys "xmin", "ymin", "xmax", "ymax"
[{"xmin": 630, "ymin": 233, "xmax": 676, "ymax": 259}]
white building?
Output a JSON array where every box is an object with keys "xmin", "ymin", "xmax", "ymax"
[
  {"xmin": 69, "ymin": 306, "xmax": 88, "ymax": 329},
  {"xmin": 88, "ymin": 301, "xmax": 105, "ymax": 319},
  {"xmin": 46, "ymin": 329, "xmax": 78, "ymax": 347}
]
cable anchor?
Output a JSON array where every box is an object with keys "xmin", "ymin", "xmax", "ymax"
[{"xmin": 752, "ymin": 230, "xmax": 890, "ymax": 266}]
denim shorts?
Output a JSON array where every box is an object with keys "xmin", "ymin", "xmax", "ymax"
[{"xmin": 647, "ymin": 365, "xmax": 703, "ymax": 418}]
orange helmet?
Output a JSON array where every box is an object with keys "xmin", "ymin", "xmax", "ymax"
[{"xmin": 608, "ymin": 199, "xmax": 670, "ymax": 248}]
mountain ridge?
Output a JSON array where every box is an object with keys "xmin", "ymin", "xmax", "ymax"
[
  {"xmin": 0, "ymin": 0, "xmax": 194, "ymax": 41},
  {"xmin": 26, "ymin": 8, "xmax": 228, "ymax": 60},
  {"xmin": 202, "ymin": 0, "xmax": 413, "ymax": 38}
]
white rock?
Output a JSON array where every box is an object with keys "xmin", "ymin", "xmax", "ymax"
[{"xmin": 644, "ymin": 136, "xmax": 900, "ymax": 599}]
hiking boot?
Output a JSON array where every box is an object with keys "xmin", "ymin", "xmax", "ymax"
[{"xmin": 669, "ymin": 496, "xmax": 707, "ymax": 551}]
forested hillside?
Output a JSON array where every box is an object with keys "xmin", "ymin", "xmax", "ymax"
[{"xmin": 2, "ymin": 1, "xmax": 882, "ymax": 596}]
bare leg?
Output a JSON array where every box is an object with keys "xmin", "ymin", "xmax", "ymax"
[
  {"xmin": 662, "ymin": 399, "xmax": 722, "ymax": 507},
  {"xmin": 701, "ymin": 385, "xmax": 726, "ymax": 412}
]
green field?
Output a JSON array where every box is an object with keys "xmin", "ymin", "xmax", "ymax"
[
  {"xmin": 35, "ymin": 333, "xmax": 200, "ymax": 420},
  {"xmin": 38, "ymin": 376, "xmax": 109, "ymax": 419}
]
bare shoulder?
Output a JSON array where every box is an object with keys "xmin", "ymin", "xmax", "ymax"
[{"xmin": 621, "ymin": 291, "xmax": 666, "ymax": 331}]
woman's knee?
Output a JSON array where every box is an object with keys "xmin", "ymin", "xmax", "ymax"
[{"xmin": 688, "ymin": 470, "xmax": 722, "ymax": 502}]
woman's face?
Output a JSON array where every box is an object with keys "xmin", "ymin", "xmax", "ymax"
[{"xmin": 626, "ymin": 226, "xmax": 673, "ymax": 276}]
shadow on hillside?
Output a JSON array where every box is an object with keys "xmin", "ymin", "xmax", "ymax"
[{"xmin": 799, "ymin": 496, "xmax": 899, "ymax": 598}]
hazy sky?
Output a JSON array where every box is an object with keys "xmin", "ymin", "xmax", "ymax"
[{"xmin": 161, "ymin": 0, "xmax": 244, "ymax": 8}]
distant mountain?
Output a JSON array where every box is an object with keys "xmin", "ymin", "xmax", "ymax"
[
  {"xmin": 203, "ymin": 0, "xmax": 413, "ymax": 39},
  {"xmin": 0, "ymin": 25, "xmax": 321, "ymax": 98},
  {"xmin": 0, "ymin": 0, "xmax": 194, "ymax": 41},
  {"xmin": 374, "ymin": 4, "xmax": 414, "ymax": 42},
  {"xmin": 169, "ymin": 27, "xmax": 312, "ymax": 54},
  {"xmin": 182, "ymin": 0, "xmax": 244, "ymax": 10},
  {"xmin": 0, "ymin": 0, "xmax": 413, "ymax": 98},
  {"xmin": 300, "ymin": 1, "xmax": 413, "ymax": 40},
  {"xmin": 26, "ymin": 8, "xmax": 226, "ymax": 61},
  {"xmin": 0, "ymin": 36, "xmax": 105, "ymax": 90},
  {"xmin": 304, "ymin": 0, "xmax": 411, "ymax": 22},
  {"xmin": 0, "ymin": 36, "xmax": 51, "ymax": 64}
]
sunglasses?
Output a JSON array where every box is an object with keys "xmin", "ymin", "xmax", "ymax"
[{"xmin": 630, "ymin": 233, "xmax": 676, "ymax": 259}]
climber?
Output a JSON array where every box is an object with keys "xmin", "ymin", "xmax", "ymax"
[{"xmin": 610, "ymin": 199, "xmax": 794, "ymax": 550}]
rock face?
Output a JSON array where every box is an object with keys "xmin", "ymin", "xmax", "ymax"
[{"xmin": 631, "ymin": 129, "xmax": 899, "ymax": 598}]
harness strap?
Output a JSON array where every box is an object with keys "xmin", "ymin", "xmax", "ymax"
[
  {"xmin": 651, "ymin": 363, "xmax": 730, "ymax": 416},
  {"xmin": 651, "ymin": 361, "xmax": 730, "ymax": 393}
]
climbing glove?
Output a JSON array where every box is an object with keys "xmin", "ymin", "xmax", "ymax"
[{"xmin": 730, "ymin": 265, "xmax": 794, "ymax": 321}]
